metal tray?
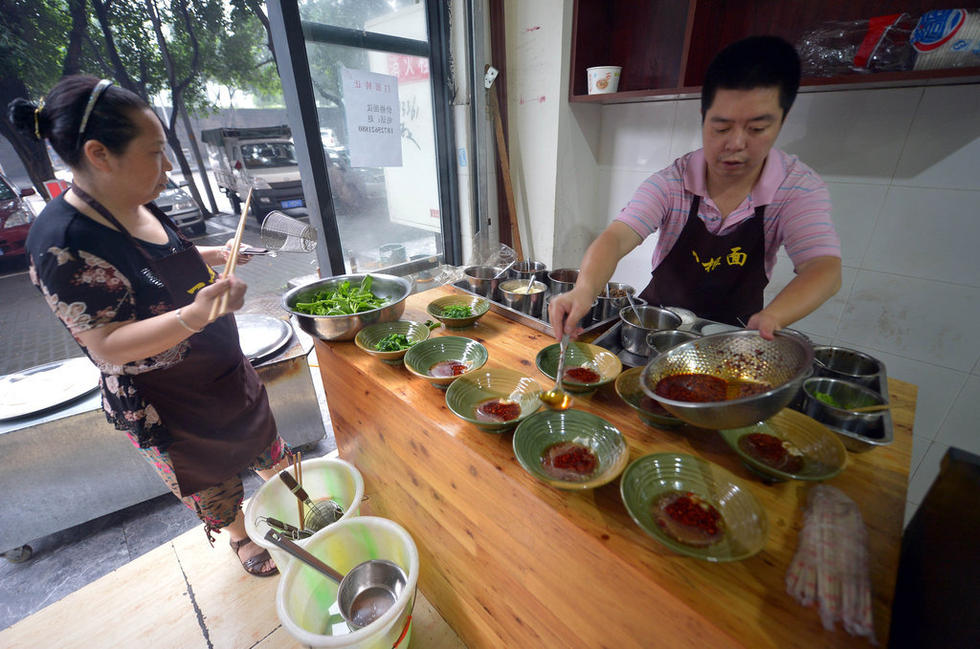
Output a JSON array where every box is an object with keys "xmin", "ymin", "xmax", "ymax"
[
  {"xmin": 237, "ymin": 314, "xmax": 294, "ymax": 365},
  {"xmin": 0, "ymin": 357, "xmax": 101, "ymax": 422},
  {"xmin": 449, "ymin": 280, "xmax": 618, "ymax": 337}
]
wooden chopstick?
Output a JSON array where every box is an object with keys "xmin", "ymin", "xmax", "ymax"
[
  {"xmin": 294, "ymin": 451, "xmax": 305, "ymax": 531},
  {"xmin": 208, "ymin": 186, "xmax": 253, "ymax": 321}
]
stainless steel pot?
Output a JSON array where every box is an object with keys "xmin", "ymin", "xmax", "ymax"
[
  {"xmin": 547, "ymin": 268, "xmax": 579, "ymax": 295},
  {"xmin": 592, "ymin": 282, "xmax": 642, "ymax": 321},
  {"xmin": 462, "ymin": 265, "xmax": 504, "ymax": 299},
  {"xmin": 619, "ymin": 305, "xmax": 682, "ymax": 356},
  {"xmin": 499, "ymin": 279, "xmax": 547, "ymax": 318}
]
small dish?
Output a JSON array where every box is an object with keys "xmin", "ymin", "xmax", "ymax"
[
  {"xmin": 426, "ymin": 295, "xmax": 491, "ymax": 329},
  {"xmin": 354, "ymin": 320, "xmax": 435, "ymax": 364},
  {"xmin": 718, "ymin": 408, "xmax": 847, "ymax": 482},
  {"xmin": 403, "ymin": 336, "xmax": 489, "ymax": 389},
  {"xmin": 614, "ymin": 367, "xmax": 683, "ymax": 428},
  {"xmin": 512, "ymin": 409, "xmax": 629, "ymax": 490},
  {"xmin": 445, "ymin": 368, "xmax": 543, "ymax": 433},
  {"xmin": 535, "ymin": 341, "xmax": 622, "ymax": 393},
  {"xmin": 619, "ymin": 452, "xmax": 767, "ymax": 562}
]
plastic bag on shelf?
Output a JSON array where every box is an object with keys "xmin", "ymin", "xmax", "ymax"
[
  {"xmin": 786, "ymin": 485, "xmax": 876, "ymax": 644},
  {"xmin": 798, "ymin": 13, "xmax": 917, "ymax": 77}
]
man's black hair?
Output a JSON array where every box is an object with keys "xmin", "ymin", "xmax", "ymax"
[{"xmin": 701, "ymin": 36, "xmax": 801, "ymax": 121}]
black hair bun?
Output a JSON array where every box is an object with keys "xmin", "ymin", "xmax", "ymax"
[{"xmin": 8, "ymin": 97, "xmax": 47, "ymax": 140}]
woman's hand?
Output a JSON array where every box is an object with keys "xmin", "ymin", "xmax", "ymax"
[
  {"xmin": 548, "ymin": 287, "xmax": 594, "ymax": 339},
  {"xmin": 183, "ymin": 275, "xmax": 249, "ymax": 327},
  {"xmin": 220, "ymin": 239, "xmax": 253, "ymax": 266}
]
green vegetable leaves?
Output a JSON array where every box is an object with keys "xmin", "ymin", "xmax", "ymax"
[
  {"xmin": 374, "ymin": 333, "xmax": 415, "ymax": 352},
  {"xmin": 294, "ymin": 275, "xmax": 388, "ymax": 315},
  {"xmin": 442, "ymin": 304, "xmax": 473, "ymax": 318}
]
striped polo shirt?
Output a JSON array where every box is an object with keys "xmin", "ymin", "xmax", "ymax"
[{"xmin": 615, "ymin": 148, "xmax": 840, "ymax": 278}]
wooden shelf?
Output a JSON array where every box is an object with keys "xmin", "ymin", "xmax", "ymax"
[{"xmin": 570, "ymin": 0, "xmax": 980, "ymax": 104}]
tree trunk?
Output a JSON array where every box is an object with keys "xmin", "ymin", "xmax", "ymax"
[
  {"xmin": 63, "ymin": 0, "xmax": 89, "ymax": 76},
  {"xmin": 0, "ymin": 77, "xmax": 55, "ymax": 199},
  {"xmin": 179, "ymin": 105, "xmax": 216, "ymax": 215}
]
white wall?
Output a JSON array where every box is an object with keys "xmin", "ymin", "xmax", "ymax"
[{"xmin": 595, "ymin": 84, "xmax": 980, "ymax": 525}]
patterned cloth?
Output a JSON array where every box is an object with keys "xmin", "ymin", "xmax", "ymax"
[
  {"xmin": 615, "ymin": 148, "xmax": 841, "ymax": 278},
  {"xmin": 26, "ymin": 194, "xmax": 191, "ymax": 449}
]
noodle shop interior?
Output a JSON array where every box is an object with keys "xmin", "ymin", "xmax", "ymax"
[{"xmin": 2, "ymin": 1, "xmax": 980, "ymax": 648}]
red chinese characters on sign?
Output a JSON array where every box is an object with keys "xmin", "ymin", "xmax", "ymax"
[{"xmin": 387, "ymin": 54, "xmax": 430, "ymax": 82}]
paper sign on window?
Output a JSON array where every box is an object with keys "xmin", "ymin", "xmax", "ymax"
[{"xmin": 341, "ymin": 68, "xmax": 402, "ymax": 168}]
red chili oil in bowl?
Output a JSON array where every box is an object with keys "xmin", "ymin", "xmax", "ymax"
[
  {"xmin": 737, "ymin": 432, "xmax": 804, "ymax": 473},
  {"xmin": 430, "ymin": 360, "xmax": 469, "ymax": 378},
  {"xmin": 475, "ymin": 398, "xmax": 522, "ymax": 423},
  {"xmin": 540, "ymin": 441, "xmax": 598, "ymax": 481},
  {"xmin": 564, "ymin": 366, "xmax": 600, "ymax": 384},
  {"xmin": 652, "ymin": 491, "xmax": 725, "ymax": 547},
  {"xmin": 654, "ymin": 373, "xmax": 770, "ymax": 403}
]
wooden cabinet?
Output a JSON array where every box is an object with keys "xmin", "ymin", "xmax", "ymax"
[{"xmin": 570, "ymin": 0, "xmax": 980, "ymax": 104}]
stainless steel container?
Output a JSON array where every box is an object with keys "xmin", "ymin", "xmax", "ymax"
[
  {"xmin": 499, "ymin": 279, "xmax": 548, "ymax": 318},
  {"xmin": 592, "ymin": 282, "xmax": 643, "ymax": 322},
  {"xmin": 812, "ymin": 345, "xmax": 883, "ymax": 389},
  {"xmin": 542, "ymin": 294, "xmax": 596, "ymax": 328},
  {"xmin": 547, "ymin": 268, "xmax": 579, "ymax": 294},
  {"xmin": 462, "ymin": 265, "xmax": 504, "ymax": 299},
  {"xmin": 619, "ymin": 305, "xmax": 682, "ymax": 356},
  {"xmin": 801, "ymin": 376, "xmax": 888, "ymax": 442},
  {"xmin": 282, "ymin": 273, "xmax": 412, "ymax": 341},
  {"xmin": 645, "ymin": 329, "xmax": 701, "ymax": 357},
  {"xmin": 508, "ymin": 260, "xmax": 548, "ymax": 284}
]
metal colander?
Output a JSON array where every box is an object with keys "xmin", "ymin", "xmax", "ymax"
[{"xmin": 639, "ymin": 330, "xmax": 814, "ymax": 429}]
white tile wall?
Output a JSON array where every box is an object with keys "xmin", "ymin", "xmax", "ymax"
[{"xmin": 596, "ymin": 82, "xmax": 980, "ymax": 523}]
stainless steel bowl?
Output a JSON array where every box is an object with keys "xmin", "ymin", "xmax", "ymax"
[
  {"xmin": 462, "ymin": 265, "xmax": 504, "ymax": 299},
  {"xmin": 646, "ymin": 329, "xmax": 701, "ymax": 356},
  {"xmin": 619, "ymin": 306, "xmax": 682, "ymax": 356},
  {"xmin": 282, "ymin": 273, "xmax": 413, "ymax": 341},
  {"xmin": 801, "ymin": 377, "xmax": 889, "ymax": 448},
  {"xmin": 508, "ymin": 260, "xmax": 548, "ymax": 284},
  {"xmin": 640, "ymin": 330, "xmax": 814, "ymax": 429},
  {"xmin": 547, "ymin": 268, "xmax": 579, "ymax": 294},
  {"xmin": 499, "ymin": 279, "xmax": 548, "ymax": 317},
  {"xmin": 812, "ymin": 345, "xmax": 883, "ymax": 389}
]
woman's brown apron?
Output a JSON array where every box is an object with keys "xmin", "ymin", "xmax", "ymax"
[
  {"xmin": 72, "ymin": 186, "xmax": 276, "ymax": 496},
  {"xmin": 639, "ymin": 195, "xmax": 769, "ymax": 326}
]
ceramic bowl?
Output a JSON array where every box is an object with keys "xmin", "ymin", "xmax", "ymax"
[
  {"xmin": 619, "ymin": 452, "xmax": 768, "ymax": 562},
  {"xmin": 614, "ymin": 367, "xmax": 683, "ymax": 428},
  {"xmin": 354, "ymin": 320, "xmax": 434, "ymax": 364},
  {"xmin": 512, "ymin": 410, "xmax": 630, "ymax": 490},
  {"xmin": 403, "ymin": 336, "xmax": 488, "ymax": 389},
  {"xmin": 718, "ymin": 408, "xmax": 847, "ymax": 482},
  {"xmin": 535, "ymin": 341, "xmax": 622, "ymax": 393},
  {"xmin": 425, "ymin": 295, "xmax": 491, "ymax": 329},
  {"xmin": 445, "ymin": 368, "xmax": 543, "ymax": 433}
]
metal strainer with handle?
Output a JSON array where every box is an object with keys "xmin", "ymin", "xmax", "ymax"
[
  {"xmin": 260, "ymin": 210, "xmax": 318, "ymax": 253},
  {"xmin": 640, "ymin": 330, "xmax": 814, "ymax": 429}
]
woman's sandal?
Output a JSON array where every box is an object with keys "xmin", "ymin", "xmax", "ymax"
[{"xmin": 230, "ymin": 536, "xmax": 278, "ymax": 577}]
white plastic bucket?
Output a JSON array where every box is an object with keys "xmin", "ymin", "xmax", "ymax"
[
  {"xmin": 244, "ymin": 457, "xmax": 364, "ymax": 570},
  {"xmin": 277, "ymin": 516, "xmax": 419, "ymax": 649},
  {"xmin": 587, "ymin": 66, "xmax": 622, "ymax": 94}
]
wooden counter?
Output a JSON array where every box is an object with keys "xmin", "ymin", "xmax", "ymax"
[{"xmin": 315, "ymin": 285, "xmax": 915, "ymax": 649}]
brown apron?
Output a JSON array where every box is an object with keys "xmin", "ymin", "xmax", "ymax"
[
  {"xmin": 640, "ymin": 195, "xmax": 768, "ymax": 326},
  {"xmin": 72, "ymin": 186, "xmax": 277, "ymax": 496}
]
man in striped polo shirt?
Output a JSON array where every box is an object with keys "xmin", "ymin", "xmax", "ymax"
[{"xmin": 550, "ymin": 36, "xmax": 841, "ymax": 340}]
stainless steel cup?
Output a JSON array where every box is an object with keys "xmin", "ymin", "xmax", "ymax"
[
  {"xmin": 508, "ymin": 260, "xmax": 548, "ymax": 284},
  {"xmin": 592, "ymin": 283, "xmax": 642, "ymax": 322},
  {"xmin": 547, "ymin": 268, "xmax": 579, "ymax": 295},
  {"xmin": 499, "ymin": 279, "xmax": 548, "ymax": 318},
  {"xmin": 619, "ymin": 305, "xmax": 682, "ymax": 356},
  {"xmin": 463, "ymin": 265, "xmax": 504, "ymax": 299}
]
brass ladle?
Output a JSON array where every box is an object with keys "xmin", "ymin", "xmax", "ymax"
[{"xmin": 539, "ymin": 333, "xmax": 572, "ymax": 410}]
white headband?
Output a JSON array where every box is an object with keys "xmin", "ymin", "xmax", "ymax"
[{"xmin": 76, "ymin": 79, "xmax": 113, "ymax": 148}]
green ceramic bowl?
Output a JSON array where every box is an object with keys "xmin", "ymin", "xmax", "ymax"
[
  {"xmin": 535, "ymin": 342, "xmax": 622, "ymax": 393},
  {"xmin": 614, "ymin": 367, "xmax": 683, "ymax": 429},
  {"xmin": 512, "ymin": 409, "xmax": 630, "ymax": 490},
  {"xmin": 445, "ymin": 367, "xmax": 543, "ymax": 433},
  {"xmin": 403, "ymin": 335, "xmax": 489, "ymax": 389},
  {"xmin": 426, "ymin": 295, "xmax": 491, "ymax": 328},
  {"xmin": 620, "ymin": 453, "xmax": 767, "ymax": 562},
  {"xmin": 718, "ymin": 408, "xmax": 847, "ymax": 482},
  {"xmin": 354, "ymin": 320, "xmax": 435, "ymax": 364}
]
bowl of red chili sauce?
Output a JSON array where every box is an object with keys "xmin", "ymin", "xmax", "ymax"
[
  {"xmin": 718, "ymin": 408, "xmax": 847, "ymax": 482},
  {"xmin": 619, "ymin": 452, "xmax": 767, "ymax": 561},
  {"xmin": 535, "ymin": 341, "xmax": 622, "ymax": 393},
  {"xmin": 403, "ymin": 335, "xmax": 488, "ymax": 389},
  {"xmin": 445, "ymin": 368, "xmax": 544, "ymax": 433},
  {"xmin": 614, "ymin": 367, "xmax": 683, "ymax": 429},
  {"xmin": 640, "ymin": 330, "xmax": 814, "ymax": 430},
  {"xmin": 512, "ymin": 410, "xmax": 630, "ymax": 490}
]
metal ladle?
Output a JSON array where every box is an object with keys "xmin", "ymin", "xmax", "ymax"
[
  {"xmin": 492, "ymin": 260, "xmax": 516, "ymax": 279},
  {"xmin": 625, "ymin": 291, "xmax": 643, "ymax": 325},
  {"xmin": 539, "ymin": 333, "xmax": 572, "ymax": 410},
  {"xmin": 264, "ymin": 530, "xmax": 408, "ymax": 631}
]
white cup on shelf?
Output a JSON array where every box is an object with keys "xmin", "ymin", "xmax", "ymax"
[{"xmin": 587, "ymin": 66, "xmax": 622, "ymax": 94}]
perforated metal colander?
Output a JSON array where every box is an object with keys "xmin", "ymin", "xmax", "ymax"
[{"xmin": 639, "ymin": 330, "xmax": 814, "ymax": 429}]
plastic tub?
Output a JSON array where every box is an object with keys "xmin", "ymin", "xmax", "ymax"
[
  {"xmin": 244, "ymin": 457, "xmax": 364, "ymax": 570},
  {"xmin": 277, "ymin": 516, "xmax": 419, "ymax": 649},
  {"xmin": 587, "ymin": 66, "xmax": 621, "ymax": 94}
]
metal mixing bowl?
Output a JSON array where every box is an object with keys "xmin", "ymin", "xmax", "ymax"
[
  {"xmin": 282, "ymin": 273, "xmax": 413, "ymax": 341},
  {"xmin": 639, "ymin": 330, "xmax": 814, "ymax": 429}
]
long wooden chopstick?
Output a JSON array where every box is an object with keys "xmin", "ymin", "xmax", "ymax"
[
  {"xmin": 294, "ymin": 451, "xmax": 305, "ymax": 531},
  {"xmin": 208, "ymin": 187, "xmax": 253, "ymax": 321}
]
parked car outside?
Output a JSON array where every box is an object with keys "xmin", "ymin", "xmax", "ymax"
[
  {"xmin": 156, "ymin": 178, "xmax": 206, "ymax": 235},
  {"xmin": 0, "ymin": 172, "xmax": 38, "ymax": 259}
]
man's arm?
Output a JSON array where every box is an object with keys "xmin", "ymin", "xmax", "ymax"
[
  {"xmin": 548, "ymin": 221, "xmax": 643, "ymax": 338},
  {"xmin": 747, "ymin": 255, "xmax": 841, "ymax": 339}
]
